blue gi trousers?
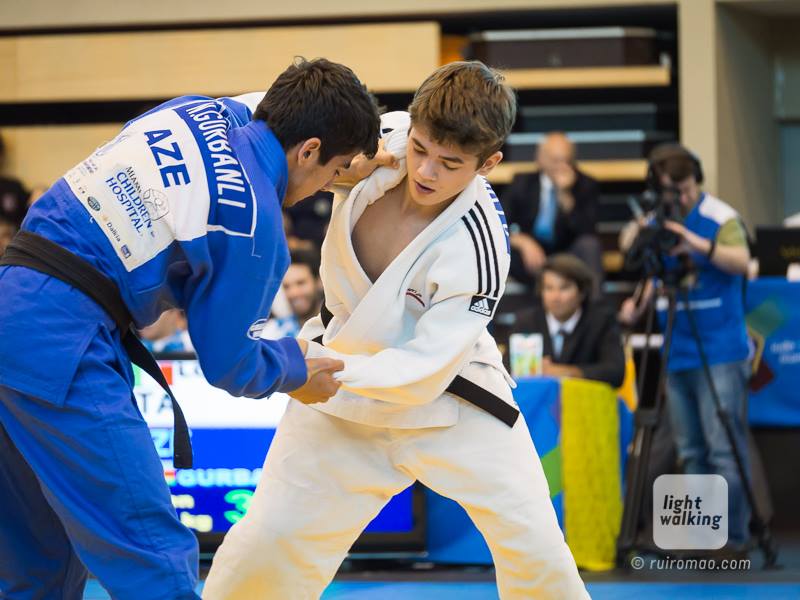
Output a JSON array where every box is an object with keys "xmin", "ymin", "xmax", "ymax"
[{"xmin": 0, "ymin": 273, "xmax": 199, "ymax": 599}]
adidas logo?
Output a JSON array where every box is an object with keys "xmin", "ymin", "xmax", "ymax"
[{"xmin": 468, "ymin": 295, "xmax": 495, "ymax": 316}]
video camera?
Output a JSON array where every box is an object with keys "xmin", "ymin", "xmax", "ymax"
[
  {"xmin": 623, "ymin": 186, "xmax": 683, "ymax": 278},
  {"xmin": 623, "ymin": 143, "xmax": 704, "ymax": 279}
]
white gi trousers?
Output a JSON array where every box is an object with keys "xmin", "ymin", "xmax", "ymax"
[{"xmin": 203, "ymin": 374, "xmax": 590, "ymax": 599}]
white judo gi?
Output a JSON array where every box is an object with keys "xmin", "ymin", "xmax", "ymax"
[{"xmin": 203, "ymin": 113, "xmax": 590, "ymax": 600}]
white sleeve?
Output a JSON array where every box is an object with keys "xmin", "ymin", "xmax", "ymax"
[
  {"xmin": 298, "ymin": 312, "xmax": 326, "ymax": 342},
  {"xmin": 379, "ymin": 111, "xmax": 411, "ymax": 136},
  {"xmin": 229, "ymin": 91, "xmax": 265, "ymax": 113},
  {"xmin": 325, "ymin": 111, "xmax": 410, "ymax": 198},
  {"xmin": 332, "ymin": 228, "xmax": 509, "ymax": 405}
]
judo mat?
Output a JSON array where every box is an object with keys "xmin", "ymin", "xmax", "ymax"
[{"xmin": 83, "ymin": 580, "xmax": 800, "ymax": 599}]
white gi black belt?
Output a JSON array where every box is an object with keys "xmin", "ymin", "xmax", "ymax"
[
  {"xmin": 0, "ymin": 230, "xmax": 194, "ymax": 468},
  {"xmin": 314, "ymin": 304, "xmax": 520, "ymax": 428}
]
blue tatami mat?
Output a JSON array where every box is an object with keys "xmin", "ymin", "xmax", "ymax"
[{"xmin": 84, "ymin": 580, "xmax": 800, "ymax": 599}]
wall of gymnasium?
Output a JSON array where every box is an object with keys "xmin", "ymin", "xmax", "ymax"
[{"xmin": 2, "ymin": 0, "xmax": 793, "ymax": 230}]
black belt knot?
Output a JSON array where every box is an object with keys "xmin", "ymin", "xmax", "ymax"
[
  {"xmin": 313, "ymin": 301, "xmax": 519, "ymax": 428},
  {"xmin": 0, "ymin": 230, "xmax": 193, "ymax": 467}
]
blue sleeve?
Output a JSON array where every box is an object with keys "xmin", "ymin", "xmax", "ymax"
[{"xmin": 178, "ymin": 231, "xmax": 307, "ymax": 399}]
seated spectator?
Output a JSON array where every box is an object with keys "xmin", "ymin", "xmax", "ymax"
[
  {"xmin": 285, "ymin": 190, "xmax": 333, "ymax": 248},
  {"xmin": 502, "ymin": 132, "xmax": 602, "ymax": 288},
  {"xmin": 0, "ymin": 133, "xmax": 30, "ymax": 228},
  {"xmin": 0, "ymin": 216, "xmax": 17, "ymax": 256},
  {"xmin": 513, "ymin": 254, "xmax": 625, "ymax": 387},
  {"xmin": 282, "ymin": 210, "xmax": 316, "ymax": 253},
  {"xmin": 260, "ymin": 248, "xmax": 322, "ymax": 339},
  {"xmin": 139, "ymin": 308, "xmax": 193, "ymax": 353}
]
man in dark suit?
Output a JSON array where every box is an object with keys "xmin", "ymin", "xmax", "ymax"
[
  {"xmin": 502, "ymin": 132, "xmax": 602, "ymax": 287},
  {"xmin": 513, "ymin": 254, "xmax": 624, "ymax": 387}
]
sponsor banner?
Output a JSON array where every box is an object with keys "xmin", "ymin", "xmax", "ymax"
[{"xmin": 134, "ymin": 359, "xmax": 288, "ymax": 428}]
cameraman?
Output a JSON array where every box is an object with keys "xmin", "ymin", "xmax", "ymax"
[{"xmin": 619, "ymin": 144, "xmax": 752, "ymax": 553}]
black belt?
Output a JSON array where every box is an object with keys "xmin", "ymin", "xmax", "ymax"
[
  {"xmin": 314, "ymin": 303, "xmax": 519, "ymax": 428},
  {"xmin": 0, "ymin": 231, "xmax": 193, "ymax": 468}
]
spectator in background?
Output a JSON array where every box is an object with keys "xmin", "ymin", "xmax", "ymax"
[
  {"xmin": 282, "ymin": 210, "xmax": 316, "ymax": 252},
  {"xmin": 618, "ymin": 144, "xmax": 752, "ymax": 555},
  {"xmin": 502, "ymin": 132, "xmax": 602, "ymax": 288},
  {"xmin": 139, "ymin": 308, "xmax": 193, "ymax": 353},
  {"xmin": 513, "ymin": 254, "xmax": 625, "ymax": 387},
  {"xmin": 285, "ymin": 190, "xmax": 333, "ymax": 248},
  {"xmin": 261, "ymin": 248, "xmax": 323, "ymax": 339},
  {"xmin": 0, "ymin": 133, "xmax": 30, "ymax": 227},
  {"xmin": 283, "ymin": 248, "xmax": 323, "ymax": 327},
  {"xmin": 0, "ymin": 217, "xmax": 18, "ymax": 257}
]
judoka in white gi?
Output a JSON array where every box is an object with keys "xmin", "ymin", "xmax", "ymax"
[{"xmin": 203, "ymin": 62, "xmax": 590, "ymax": 600}]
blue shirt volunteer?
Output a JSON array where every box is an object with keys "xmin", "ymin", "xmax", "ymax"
[{"xmin": 657, "ymin": 193, "xmax": 750, "ymax": 372}]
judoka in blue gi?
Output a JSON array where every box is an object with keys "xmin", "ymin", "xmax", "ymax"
[{"xmin": 0, "ymin": 58, "xmax": 381, "ymax": 600}]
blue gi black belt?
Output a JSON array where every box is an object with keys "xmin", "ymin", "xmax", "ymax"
[
  {"xmin": 0, "ymin": 230, "xmax": 193, "ymax": 468},
  {"xmin": 315, "ymin": 304, "xmax": 520, "ymax": 428}
]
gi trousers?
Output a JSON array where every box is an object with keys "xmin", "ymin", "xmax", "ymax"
[
  {"xmin": 0, "ymin": 322, "xmax": 199, "ymax": 600},
  {"xmin": 204, "ymin": 371, "xmax": 589, "ymax": 599}
]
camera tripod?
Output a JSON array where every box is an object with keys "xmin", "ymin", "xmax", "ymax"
[{"xmin": 616, "ymin": 275, "xmax": 778, "ymax": 569}]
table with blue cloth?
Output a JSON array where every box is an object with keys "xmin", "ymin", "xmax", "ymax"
[
  {"xmin": 746, "ymin": 277, "xmax": 800, "ymax": 426},
  {"xmin": 425, "ymin": 376, "xmax": 634, "ymax": 571}
]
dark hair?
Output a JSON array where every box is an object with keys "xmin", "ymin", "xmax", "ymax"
[
  {"xmin": 648, "ymin": 143, "xmax": 704, "ymax": 185},
  {"xmin": 539, "ymin": 254, "xmax": 595, "ymax": 305},
  {"xmin": 253, "ymin": 57, "xmax": 380, "ymax": 164},
  {"xmin": 0, "ymin": 215, "xmax": 17, "ymax": 231},
  {"xmin": 409, "ymin": 61, "xmax": 517, "ymax": 164},
  {"xmin": 660, "ymin": 155, "xmax": 697, "ymax": 183},
  {"xmin": 289, "ymin": 247, "xmax": 321, "ymax": 280}
]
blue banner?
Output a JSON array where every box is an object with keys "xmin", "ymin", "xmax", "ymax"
[{"xmin": 746, "ymin": 278, "xmax": 800, "ymax": 426}]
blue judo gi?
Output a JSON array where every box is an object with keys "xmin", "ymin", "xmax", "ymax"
[{"xmin": 0, "ymin": 94, "xmax": 307, "ymax": 599}]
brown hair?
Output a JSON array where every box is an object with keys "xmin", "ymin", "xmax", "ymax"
[
  {"xmin": 648, "ymin": 143, "xmax": 700, "ymax": 184},
  {"xmin": 659, "ymin": 155, "xmax": 696, "ymax": 183},
  {"xmin": 289, "ymin": 247, "xmax": 321, "ymax": 280},
  {"xmin": 408, "ymin": 61, "xmax": 517, "ymax": 164},
  {"xmin": 539, "ymin": 254, "xmax": 595, "ymax": 304}
]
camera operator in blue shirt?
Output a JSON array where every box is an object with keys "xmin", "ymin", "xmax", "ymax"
[{"xmin": 619, "ymin": 144, "xmax": 752, "ymax": 554}]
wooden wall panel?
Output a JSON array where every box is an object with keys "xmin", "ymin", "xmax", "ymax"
[
  {"xmin": 0, "ymin": 22, "xmax": 440, "ymax": 102},
  {"xmin": 716, "ymin": 6, "xmax": 781, "ymax": 226},
  {"xmin": 678, "ymin": 0, "xmax": 718, "ymax": 195},
  {"xmin": 501, "ymin": 65, "xmax": 671, "ymax": 89},
  {"xmin": 488, "ymin": 159, "xmax": 647, "ymax": 184},
  {"xmin": 1, "ymin": 124, "xmax": 121, "ymax": 190},
  {"xmin": 1, "ymin": 0, "xmax": 677, "ymax": 31}
]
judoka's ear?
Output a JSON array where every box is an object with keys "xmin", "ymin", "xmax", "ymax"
[
  {"xmin": 297, "ymin": 138, "xmax": 323, "ymax": 165},
  {"xmin": 477, "ymin": 151, "xmax": 503, "ymax": 177}
]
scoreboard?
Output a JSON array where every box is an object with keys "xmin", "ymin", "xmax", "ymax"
[{"xmin": 134, "ymin": 358, "xmax": 424, "ymax": 552}]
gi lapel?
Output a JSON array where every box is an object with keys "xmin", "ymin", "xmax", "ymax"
[
  {"xmin": 326, "ymin": 177, "xmax": 482, "ymax": 352},
  {"xmin": 320, "ymin": 183, "xmax": 372, "ymax": 317}
]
